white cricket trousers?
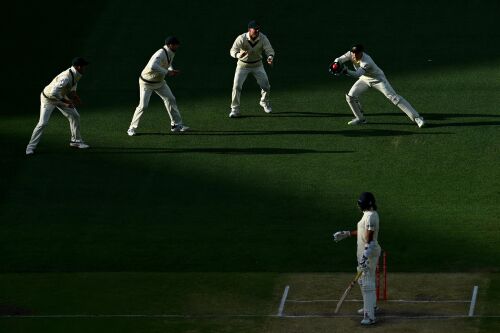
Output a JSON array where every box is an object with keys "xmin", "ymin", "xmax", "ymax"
[
  {"xmin": 358, "ymin": 253, "xmax": 380, "ymax": 320},
  {"xmin": 27, "ymin": 93, "xmax": 82, "ymax": 150},
  {"xmin": 231, "ymin": 65, "xmax": 270, "ymax": 111},
  {"xmin": 129, "ymin": 79, "xmax": 183, "ymax": 129},
  {"xmin": 348, "ymin": 79, "xmax": 420, "ymax": 121}
]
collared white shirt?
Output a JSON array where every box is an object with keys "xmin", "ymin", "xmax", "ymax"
[
  {"xmin": 356, "ymin": 210, "xmax": 381, "ymax": 261},
  {"xmin": 230, "ymin": 32, "xmax": 275, "ymax": 68},
  {"xmin": 43, "ymin": 67, "xmax": 82, "ymax": 100},
  {"xmin": 140, "ymin": 45, "xmax": 176, "ymax": 83},
  {"xmin": 335, "ymin": 51, "xmax": 386, "ymax": 82}
]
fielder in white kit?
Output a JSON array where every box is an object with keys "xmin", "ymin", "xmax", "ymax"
[
  {"xmin": 229, "ymin": 20, "xmax": 275, "ymax": 117},
  {"xmin": 331, "ymin": 44, "xmax": 425, "ymax": 128},
  {"xmin": 26, "ymin": 57, "xmax": 90, "ymax": 155},
  {"xmin": 127, "ymin": 36, "xmax": 189, "ymax": 136},
  {"xmin": 333, "ymin": 192, "xmax": 381, "ymax": 325}
]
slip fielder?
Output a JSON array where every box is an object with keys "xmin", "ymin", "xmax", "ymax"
[
  {"xmin": 26, "ymin": 57, "xmax": 90, "ymax": 155},
  {"xmin": 331, "ymin": 44, "xmax": 425, "ymax": 128},
  {"xmin": 333, "ymin": 192, "xmax": 381, "ymax": 325},
  {"xmin": 229, "ymin": 20, "xmax": 275, "ymax": 117},
  {"xmin": 127, "ymin": 36, "xmax": 189, "ymax": 136}
]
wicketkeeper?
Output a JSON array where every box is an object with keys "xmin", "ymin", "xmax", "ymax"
[
  {"xmin": 26, "ymin": 57, "xmax": 90, "ymax": 155},
  {"xmin": 333, "ymin": 192, "xmax": 381, "ymax": 325},
  {"xmin": 127, "ymin": 36, "xmax": 189, "ymax": 136},
  {"xmin": 329, "ymin": 44, "xmax": 425, "ymax": 128},
  {"xmin": 229, "ymin": 20, "xmax": 275, "ymax": 117}
]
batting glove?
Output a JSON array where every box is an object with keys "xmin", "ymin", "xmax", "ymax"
[{"xmin": 333, "ymin": 231, "xmax": 350, "ymax": 242}]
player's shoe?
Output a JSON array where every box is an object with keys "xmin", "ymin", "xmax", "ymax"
[
  {"xmin": 127, "ymin": 128, "xmax": 136, "ymax": 136},
  {"xmin": 259, "ymin": 101, "xmax": 272, "ymax": 113},
  {"xmin": 348, "ymin": 118, "xmax": 367, "ymax": 125},
  {"xmin": 415, "ymin": 117, "xmax": 425, "ymax": 128},
  {"xmin": 171, "ymin": 124, "xmax": 190, "ymax": 132},
  {"xmin": 70, "ymin": 140, "xmax": 90, "ymax": 149},
  {"xmin": 229, "ymin": 109, "xmax": 241, "ymax": 118},
  {"xmin": 26, "ymin": 148, "xmax": 35, "ymax": 155},
  {"xmin": 357, "ymin": 306, "xmax": 379, "ymax": 315},
  {"xmin": 360, "ymin": 317, "xmax": 376, "ymax": 325}
]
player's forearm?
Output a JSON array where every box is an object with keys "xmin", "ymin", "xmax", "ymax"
[
  {"xmin": 334, "ymin": 51, "xmax": 351, "ymax": 64},
  {"xmin": 230, "ymin": 38, "xmax": 243, "ymax": 58},
  {"xmin": 346, "ymin": 68, "xmax": 365, "ymax": 78},
  {"xmin": 263, "ymin": 38, "xmax": 275, "ymax": 58}
]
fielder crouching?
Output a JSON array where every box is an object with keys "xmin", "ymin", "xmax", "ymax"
[
  {"xmin": 229, "ymin": 20, "xmax": 275, "ymax": 117},
  {"xmin": 330, "ymin": 44, "xmax": 425, "ymax": 128},
  {"xmin": 333, "ymin": 192, "xmax": 381, "ymax": 325},
  {"xmin": 26, "ymin": 57, "xmax": 90, "ymax": 155},
  {"xmin": 127, "ymin": 36, "xmax": 189, "ymax": 136}
]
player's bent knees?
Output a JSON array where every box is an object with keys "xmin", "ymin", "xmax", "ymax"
[{"xmin": 346, "ymin": 94, "xmax": 359, "ymax": 103}]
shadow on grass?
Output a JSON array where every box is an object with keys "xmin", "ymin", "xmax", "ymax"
[
  {"xmin": 134, "ymin": 129, "xmax": 451, "ymax": 137},
  {"xmin": 233, "ymin": 112, "xmax": 347, "ymax": 119},
  {"xmin": 367, "ymin": 112, "xmax": 500, "ymax": 128},
  {"xmin": 87, "ymin": 147, "xmax": 355, "ymax": 155}
]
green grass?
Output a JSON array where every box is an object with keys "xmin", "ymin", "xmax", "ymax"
[{"xmin": 2, "ymin": 73, "xmax": 499, "ymax": 272}]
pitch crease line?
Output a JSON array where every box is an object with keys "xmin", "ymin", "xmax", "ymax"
[
  {"xmin": 468, "ymin": 285, "xmax": 479, "ymax": 317},
  {"xmin": 287, "ymin": 299, "xmax": 471, "ymax": 303},
  {"xmin": 278, "ymin": 285, "xmax": 290, "ymax": 317}
]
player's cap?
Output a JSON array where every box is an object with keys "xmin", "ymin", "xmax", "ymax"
[
  {"xmin": 248, "ymin": 20, "xmax": 260, "ymax": 30},
  {"xmin": 165, "ymin": 36, "xmax": 180, "ymax": 45},
  {"xmin": 72, "ymin": 57, "xmax": 90, "ymax": 67},
  {"xmin": 351, "ymin": 44, "xmax": 364, "ymax": 54}
]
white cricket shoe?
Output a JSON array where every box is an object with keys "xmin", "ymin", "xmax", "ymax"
[
  {"xmin": 26, "ymin": 148, "xmax": 35, "ymax": 155},
  {"xmin": 229, "ymin": 109, "xmax": 240, "ymax": 118},
  {"xmin": 348, "ymin": 118, "xmax": 367, "ymax": 125},
  {"xmin": 360, "ymin": 317, "xmax": 376, "ymax": 325},
  {"xmin": 127, "ymin": 128, "xmax": 136, "ymax": 136},
  {"xmin": 171, "ymin": 124, "xmax": 190, "ymax": 132},
  {"xmin": 357, "ymin": 306, "xmax": 379, "ymax": 315},
  {"xmin": 259, "ymin": 101, "xmax": 272, "ymax": 113},
  {"xmin": 415, "ymin": 117, "xmax": 425, "ymax": 128},
  {"xmin": 70, "ymin": 140, "xmax": 90, "ymax": 149}
]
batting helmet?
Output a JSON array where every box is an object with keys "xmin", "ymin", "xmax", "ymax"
[{"xmin": 357, "ymin": 192, "xmax": 377, "ymax": 211}]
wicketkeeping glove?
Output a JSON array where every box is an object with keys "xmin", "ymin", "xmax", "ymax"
[
  {"xmin": 333, "ymin": 230, "xmax": 350, "ymax": 242},
  {"xmin": 328, "ymin": 62, "xmax": 346, "ymax": 76}
]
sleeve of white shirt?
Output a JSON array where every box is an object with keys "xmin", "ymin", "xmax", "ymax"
[
  {"xmin": 262, "ymin": 35, "xmax": 275, "ymax": 58},
  {"xmin": 346, "ymin": 67, "xmax": 366, "ymax": 78},
  {"xmin": 150, "ymin": 52, "xmax": 169, "ymax": 76},
  {"xmin": 230, "ymin": 35, "xmax": 244, "ymax": 58},
  {"xmin": 334, "ymin": 51, "xmax": 351, "ymax": 64},
  {"xmin": 365, "ymin": 214, "xmax": 377, "ymax": 231}
]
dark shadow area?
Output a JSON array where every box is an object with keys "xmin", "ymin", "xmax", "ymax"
[
  {"xmin": 85, "ymin": 147, "xmax": 354, "ymax": 155},
  {"xmin": 4, "ymin": 0, "xmax": 500, "ymax": 114},
  {"xmin": 233, "ymin": 112, "xmax": 348, "ymax": 119},
  {"xmin": 134, "ymin": 129, "xmax": 451, "ymax": 137}
]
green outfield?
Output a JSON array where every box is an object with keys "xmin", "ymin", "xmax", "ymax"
[{"xmin": 1, "ymin": 0, "xmax": 500, "ymax": 332}]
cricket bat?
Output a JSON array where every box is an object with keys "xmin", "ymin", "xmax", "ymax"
[{"xmin": 334, "ymin": 270, "xmax": 363, "ymax": 314}]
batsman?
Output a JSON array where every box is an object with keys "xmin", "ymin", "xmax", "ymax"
[{"xmin": 333, "ymin": 192, "xmax": 381, "ymax": 325}]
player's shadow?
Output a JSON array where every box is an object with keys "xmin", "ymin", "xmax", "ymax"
[
  {"xmin": 90, "ymin": 147, "xmax": 355, "ymax": 155},
  {"xmin": 135, "ymin": 129, "xmax": 450, "ymax": 137},
  {"xmin": 368, "ymin": 112, "xmax": 500, "ymax": 128},
  {"xmin": 236, "ymin": 111, "xmax": 346, "ymax": 118}
]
